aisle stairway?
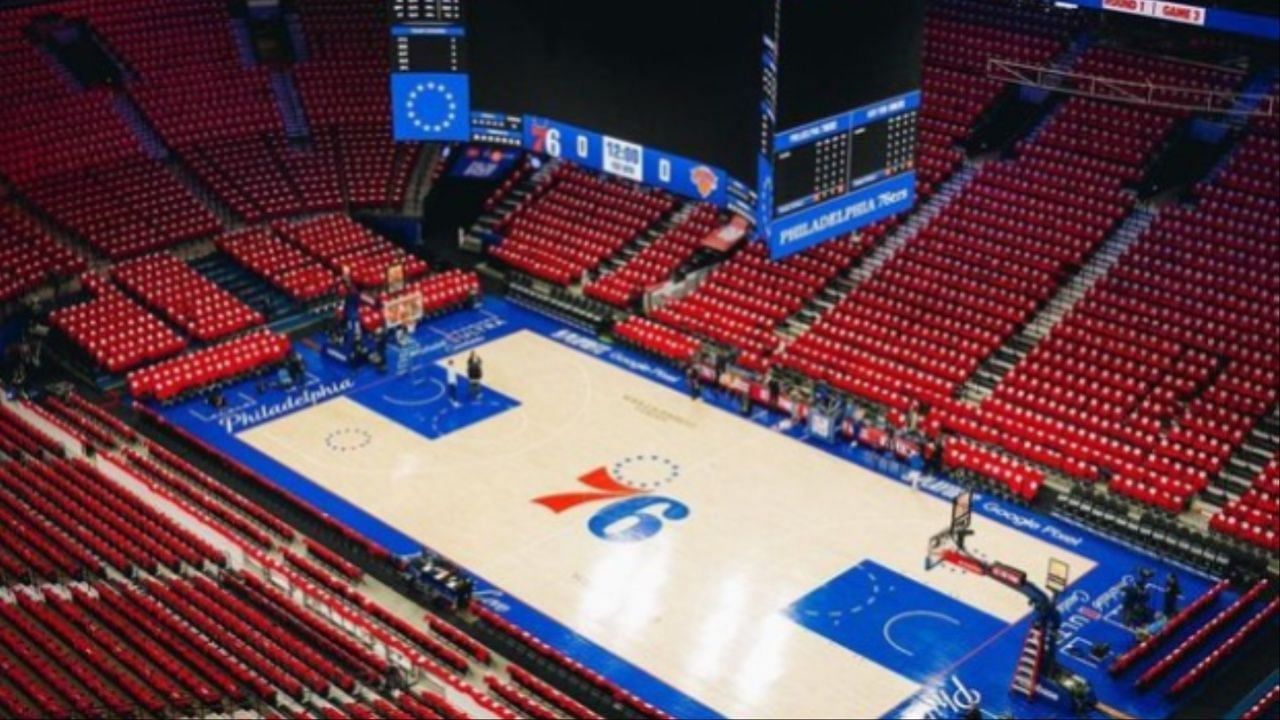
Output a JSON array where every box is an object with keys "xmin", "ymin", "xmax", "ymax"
[
  {"xmin": 1211, "ymin": 407, "xmax": 1280, "ymax": 501},
  {"xmin": 590, "ymin": 204, "xmax": 692, "ymax": 281},
  {"xmin": 270, "ymin": 71, "xmax": 311, "ymax": 141},
  {"xmin": 188, "ymin": 252, "xmax": 310, "ymax": 333},
  {"xmin": 111, "ymin": 93, "xmax": 167, "ymax": 161},
  {"xmin": 777, "ymin": 163, "xmax": 982, "ymax": 342},
  {"xmin": 960, "ymin": 204, "xmax": 1160, "ymax": 404},
  {"xmin": 402, "ymin": 144, "xmax": 443, "ymax": 217}
]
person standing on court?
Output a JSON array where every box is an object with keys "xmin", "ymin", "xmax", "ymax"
[
  {"xmin": 1163, "ymin": 573, "xmax": 1181, "ymax": 618},
  {"xmin": 467, "ymin": 352, "xmax": 484, "ymax": 402},
  {"xmin": 445, "ymin": 359, "xmax": 460, "ymax": 404},
  {"xmin": 686, "ymin": 363, "xmax": 701, "ymax": 401}
]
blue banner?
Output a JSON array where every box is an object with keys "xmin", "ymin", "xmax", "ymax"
[
  {"xmin": 1210, "ymin": 7, "xmax": 1280, "ymax": 40},
  {"xmin": 765, "ymin": 172, "xmax": 916, "ymax": 260},
  {"xmin": 450, "ymin": 147, "xmax": 522, "ymax": 180},
  {"xmin": 756, "ymin": 153, "xmax": 776, "ymax": 226},
  {"xmin": 391, "ymin": 73, "xmax": 472, "ymax": 142}
]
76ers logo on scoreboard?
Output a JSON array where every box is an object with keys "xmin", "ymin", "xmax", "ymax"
[
  {"xmin": 529, "ymin": 121, "xmax": 595, "ymax": 164},
  {"xmin": 534, "ymin": 457, "xmax": 689, "ymax": 543}
]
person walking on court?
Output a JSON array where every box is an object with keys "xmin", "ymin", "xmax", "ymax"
[
  {"xmin": 445, "ymin": 359, "xmax": 460, "ymax": 404},
  {"xmin": 467, "ymin": 352, "xmax": 484, "ymax": 402}
]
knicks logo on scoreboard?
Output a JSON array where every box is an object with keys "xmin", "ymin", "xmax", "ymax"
[
  {"xmin": 690, "ymin": 165, "xmax": 720, "ymax": 199},
  {"xmin": 533, "ymin": 456, "xmax": 690, "ymax": 543}
]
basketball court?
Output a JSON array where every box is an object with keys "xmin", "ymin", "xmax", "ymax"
[{"xmin": 154, "ymin": 300, "xmax": 1233, "ymax": 720}]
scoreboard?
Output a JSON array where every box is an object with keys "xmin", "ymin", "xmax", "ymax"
[
  {"xmin": 763, "ymin": 93, "xmax": 920, "ymax": 256},
  {"xmin": 772, "ymin": 97, "xmax": 919, "ymax": 218},
  {"xmin": 773, "ymin": 114, "xmax": 914, "ymax": 215},
  {"xmin": 389, "ymin": 0, "xmax": 923, "ymax": 259},
  {"xmin": 759, "ymin": 0, "xmax": 923, "ymax": 257},
  {"xmin": 389, "ymin": 0, "xmax": 462, "ymax": 23},
  {"xmin": 390, "ymin": 28, "xmax": 464, "ymax": 75}
]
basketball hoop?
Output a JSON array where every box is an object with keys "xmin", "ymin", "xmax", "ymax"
[
  {"xmin": 925, "ymin": 527, "xmax": 958, "ymax": 571},
  {"xmin": 925, "ymin": 490, "xmax": 974, "ymax": 571},
  {"xmin": 386, "ymin": 264, "xmax": 407, "ymax": 294},
  {"xmin": 951, "ymin": 490, "xmax": 973, "ymax": 534},
  {"xmin": 383, "ymin": 291, "xmax": 425, "ymax": 331}
]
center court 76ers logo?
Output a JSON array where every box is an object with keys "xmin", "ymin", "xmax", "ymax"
[{"xmin": 533, "ymin": 456, "xmax": 689, "ymax": 543}]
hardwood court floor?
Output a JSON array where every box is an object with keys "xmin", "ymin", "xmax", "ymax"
[{"xmin": 239, "ymin": 330, "xmax": 1093, "ymax": 718}]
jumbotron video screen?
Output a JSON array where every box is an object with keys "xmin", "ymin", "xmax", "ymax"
[
  {"xmin": 467, "ymin": 0, "xmax": 766, "ymax": 190},
  {"xmin": 389, "ymin": 0, "xmax": 924, "ymax": 256}
]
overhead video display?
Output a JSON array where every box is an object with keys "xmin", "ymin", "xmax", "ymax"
[
  {"xmin": 389, "ymin": 0, "xmax": 923, "ymax": 258},
  {"xmin": 763, "ymin": 0, "xmax": 924, "ymax": 256},
  {"xmin": 774, "ymin": 0, "xmax": 925, "ymax": 132},
  {"xmin": 467, "ymin": 0, "xmax": 766, "ymax": 190}
]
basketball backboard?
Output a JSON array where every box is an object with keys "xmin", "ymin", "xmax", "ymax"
[
  {"xmin": 383, "ymin": 291, "xmax": 424, "ymax": 330},
  {"xmin": 951, "ymin": 490, "xmax": 973, "ymax": 534}
]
